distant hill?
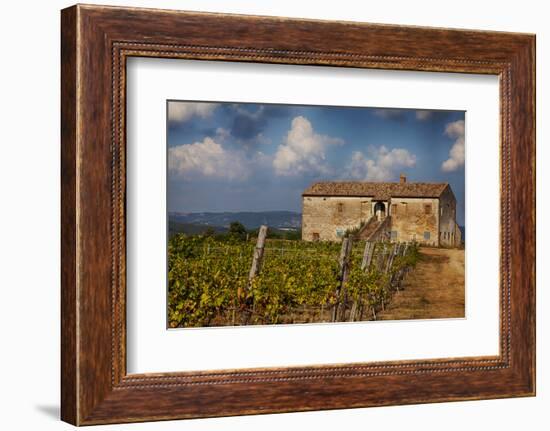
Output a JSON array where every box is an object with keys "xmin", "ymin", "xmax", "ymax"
[
  {"xmin": 168, "ymin": 221, "xmax": 228, "ymax": 237},
  {"xmin": 168, "ymin": 211, "xmax": 301, "ymax": 231}
]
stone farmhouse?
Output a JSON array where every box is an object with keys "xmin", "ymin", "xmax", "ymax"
[{"xmin": 301, "ymin": 175, "xmax": 462, "ymax": 247}]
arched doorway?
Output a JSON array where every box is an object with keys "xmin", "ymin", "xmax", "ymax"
[{"xmin": 374, "ymin": 201, "xmax": 386, "ymax": 221}]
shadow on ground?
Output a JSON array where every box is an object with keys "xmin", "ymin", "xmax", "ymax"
[{"xmin": 35, "ymin": 404, "xmax": 59, "ymax": 420}]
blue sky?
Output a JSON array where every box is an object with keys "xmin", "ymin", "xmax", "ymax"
[{"xmin": 167, "ymin": 101, "xmax": 466, "ymax": 225}]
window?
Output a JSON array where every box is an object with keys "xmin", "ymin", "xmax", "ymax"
[
  {"xmin": 337, "ymin": 202, "xmax": 343, "ymax": 213},
  {"xmin": 424, "ymin": 203, "xmax": 432, "ymax": 215},
  {"xmin": 312, "ymin": 232, "xmax": 320, "ymax": 241},
  {"xmin": 390, "ymin": 231, "xmax": 398, "ymax": 240},
  {"xmin": 424, "ymin": 231, "xmax": 431, "ymax": 240},
  {"xmin": 335, "ymin": 228, "xmax": 344, "ymax": 238}
]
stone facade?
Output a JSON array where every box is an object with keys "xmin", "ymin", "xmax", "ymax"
[
  {"xmin": 438, "ymin": 185, "xmax": 462, "ymax": 247},
  {"xmin": 302, "ymin": 196, "xmax": 374, "ymax": 241},
  {"xmin": 388, "ymin": 197, "xmax": 439, "ymax": 245},
  {"xmin": 301, "ymin": 177, "xmax": 462, "ymax": 247}
]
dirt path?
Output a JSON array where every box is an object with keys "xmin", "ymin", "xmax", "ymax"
[{"xmin": 378, "ymin": 247, "xmax": 465, "ymax": 321}]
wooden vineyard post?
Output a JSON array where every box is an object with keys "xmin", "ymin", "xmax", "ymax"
[
  {"xmin": 384, "ymin": 243, "xmax": 399, "ymax": 291},
  {"xmin": 332, "ymin": 237, "xmax": 353, "ymax": 322},
  {"xmin": 395, "ymin": 243, "xmax": 410, "ymax": 289},
  {"xmin": 351, "ymin": 241, "xmax": 375, "ymax": 322},
  {"xmin": 385, "ymin": 243, "xmax": 398, "ymax": 274},
  {"xmin": 248, "ymin": 225, "xmax": 268, "ymax": 285},
  {"xmin": 377, "ymin": 244, "xmax": 390, "ymax": 312},
  {"xmin": 242, "ymin": 225, "xmax": 268, "ymax": 324},
  {"xmin": 361, "ymin": 241, "xmax": 375, "ymax": 271},
  {"xmin": 348, "ymin": 301, "xmax": 357, "ymax": 322},
  {"xmin": 376, "ymin": 243, "xmax": 387, "ymax": 272}
]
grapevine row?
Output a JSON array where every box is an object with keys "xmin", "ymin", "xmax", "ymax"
[{"xmin": 168, "ymin": 231, "xmax": 419, "ymax": 327}]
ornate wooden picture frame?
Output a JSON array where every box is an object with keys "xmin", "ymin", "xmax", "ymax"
[{"xmin": 61, "ymin": 4, "xmax": 535, "ymax": 425}]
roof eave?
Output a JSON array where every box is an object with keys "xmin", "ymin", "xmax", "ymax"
[{"xmin": 303, "ymin": 193, "xmax": 442, "ymax": 199}]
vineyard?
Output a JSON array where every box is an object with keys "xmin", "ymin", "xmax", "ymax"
[{"xmin": 168, "ymin": 228, "xmax": 419, "ymax": 328}]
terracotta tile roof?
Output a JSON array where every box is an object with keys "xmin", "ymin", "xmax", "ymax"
[{"xmin": 302, "ymin": 181, "xmax": 449, "ymax": 200}]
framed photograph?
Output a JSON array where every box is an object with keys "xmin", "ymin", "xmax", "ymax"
[
  {"xmin": 164, "ymin": 101, "xmax": 466, "ymax": 329},
  {"xmin": 61, "ymin": 4, "xmax": 535, "ymax": 425}
]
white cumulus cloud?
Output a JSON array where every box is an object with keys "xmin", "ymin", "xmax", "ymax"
[
  {"xmin": 168, "ymin": 102, "xmax": 218, "ymax": 123},
  {"xmin": 168, "ymin": 137, "xmax": 248, "ymax": 180},
  {"xmin": 441, "ymin": 120, "xmax": 465, "ymax": 172},
  {"xmin": 347, "ymin": 146, "xmax": 416, "ymax": 181},
  {"xmin": 273, "ymin": 116, "xmax": 343, "ymax": 176}
]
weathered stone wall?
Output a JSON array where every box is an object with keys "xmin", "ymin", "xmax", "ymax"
[
  {"xmin": 302, "ymin": 196, "xmax": 373, "ymax": 241},
  {"xmin": 439, "ymin": 187, "xmax": 460, "ymax": 246},
  {"xmin": 387, "ymin": 197, "xmax": 440, "ymax": 246},
  {"xmin": 454, "ymin": 222, "xmax": 462, "ymax": 245}
]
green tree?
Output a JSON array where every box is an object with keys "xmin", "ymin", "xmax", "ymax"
[{"xmin": 228, "ymin": 221, "xmax": 247, "ymax": 241}]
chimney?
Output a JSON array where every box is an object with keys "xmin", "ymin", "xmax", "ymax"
[{"xmin": 400, "ymin": 174, "xmax": 407, "ymax": 184}]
